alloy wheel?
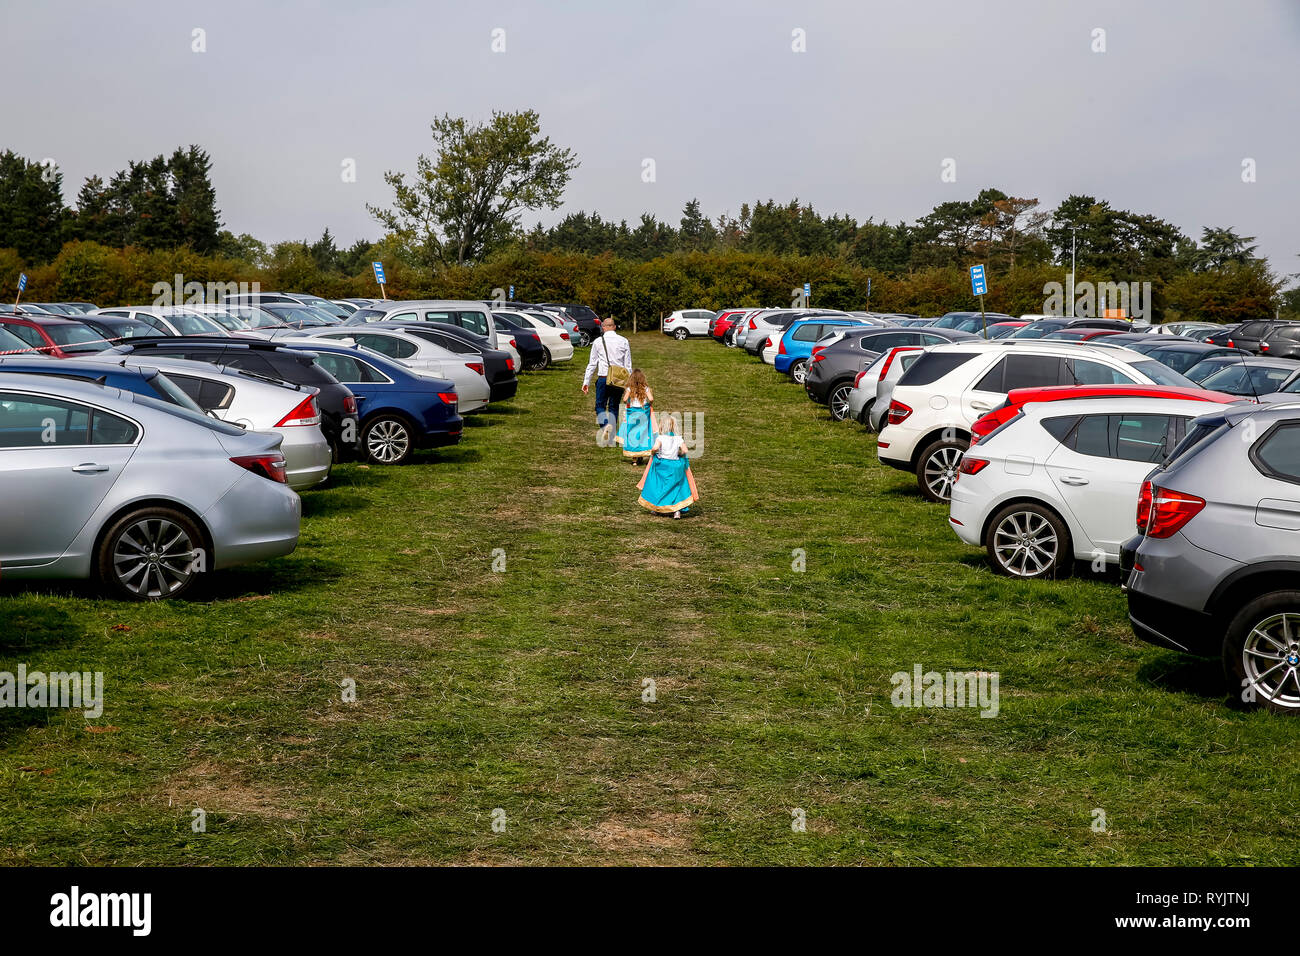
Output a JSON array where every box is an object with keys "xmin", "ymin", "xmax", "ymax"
[
  {"xmin": 991, "ymin": 510, "xmax": 1060, "ymax": 577},
  {"xmin": 829, "ymin": 384, "xmax": 853, "ymax": 421},
  {"xmin": 113, "ymin": 517, "xmax": 198, "ymax": 599},
  {"xmin": 1241, "ymin": 613, "xmax": 1300, "ymax": 710},
  {"xmin": 367, "ymin": 418, "xmax": 411, "ymax": 464},
  {"xmin": 922, "ymin": 445, "xmax": 964, "ymax": 500},
  {"xmin": 791, "ymin": 360, "xmax": 809, "ymax": 384}
]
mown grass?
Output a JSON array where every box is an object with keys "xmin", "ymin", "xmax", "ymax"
[{"xmin": 2, "ymin": 331, "xmax": 1297, "ymax": 865}]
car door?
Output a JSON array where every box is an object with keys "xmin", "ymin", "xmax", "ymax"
[
  {"xmin": 0, "ymin": 391, "xmax": 138, "ymax": 568},
  {"xmin": 1044, "ymin": 412, "xmax": 1184, "ymax": 557}
]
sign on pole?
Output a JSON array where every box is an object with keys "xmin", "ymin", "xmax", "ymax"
[
  {"xmin": 508, "ymin": 285, "xmax": 514, "ymax": 301},
  {"xmin": 803, "ymin": 281, "xmax": 811, "ymax": 305},
  {"xmin": 372, "ymin": 261, "xmax": 387, "ymax": 300},
  {"xmin": 970, "ymin": 264, "xmax": 989, "ymax": 338},
  {"xmin": 15, "ymin": 272, "xmax": 27, "ymax": 308}
]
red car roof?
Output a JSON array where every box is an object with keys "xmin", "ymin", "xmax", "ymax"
[{"xmin": 1004, "ymin": 384, "xmax": 1238, "ymax": 407}]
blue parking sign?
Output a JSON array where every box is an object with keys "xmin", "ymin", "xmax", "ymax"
[
  {"xmin": 372, "ymin": 261, "xmax": 386, "ymax": 285},
  {"xmin": 803, "ymin": 282, "xmax": 811, "ymax": 298},
  {"xmin": 17, "ymin": 272, "xmax": 27, "ymax": 293},
  {"xmin": 970, "ymin": 264, "xmax": 987, "ymax": 297},
  {"xmin": 509, "ymin": 285, "xmax": 514, "ymax": 300}
]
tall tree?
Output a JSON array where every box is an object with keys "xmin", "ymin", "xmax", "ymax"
[
  {"xmin": 369, "ymin": 110, "xmax": 579, "ymax": 268},
  {"xmin": 0, "ymin": 150, "xmax": 65, "ymax": 261}
]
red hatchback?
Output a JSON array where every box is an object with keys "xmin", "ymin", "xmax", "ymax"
[
  {"xmin": 712, "ymin": 309, "xmax": 748, "ymax": 341},
  {"xmin": 969, "ymin": 384, "xmax": 1243, "ymax": 445},
  {"xmin": 0, "ymin": 314, "xmax": 113, "ymax": 358}
]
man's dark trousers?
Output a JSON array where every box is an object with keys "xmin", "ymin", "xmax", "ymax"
[{"xmin": 594, "ymin": 376, "xmax": 623, "ymax": 430}]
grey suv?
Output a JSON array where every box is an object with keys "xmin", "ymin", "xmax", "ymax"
[{"xmin": 1124, "ymin": 401, "xmax": 1300, "ymax": 712}]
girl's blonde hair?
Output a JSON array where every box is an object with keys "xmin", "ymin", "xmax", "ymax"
[{"xmin": 624, "ymin": 368, "xmax": 650, "ymax": 405}]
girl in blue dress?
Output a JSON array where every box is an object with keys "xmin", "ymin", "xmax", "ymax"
[
  {"xmin": 636, "ymin": 415, "xmax": 699, "ymax": 519},
  {"xmin": 617, "ymin": 369, "xmax": 657, "ymax": 464}
]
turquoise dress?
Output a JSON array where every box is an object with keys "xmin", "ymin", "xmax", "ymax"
[
  {"xmin": 637, "ymin": 435, "xmax": 698, "ymax": 514},
  {"xmin": 617, "ymin": 400, "xmax": 656, "ymax": 459}
]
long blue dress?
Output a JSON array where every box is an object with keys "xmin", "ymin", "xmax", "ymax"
[
  {"xmin": 617, "ymin": 404, "xmax": 656, "ymax": 459},
  {"xmin": 637, "ymin": 437, "xmax": 698, "ymax": 514}
]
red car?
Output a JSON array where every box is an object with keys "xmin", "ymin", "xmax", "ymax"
[
  {"xmin": 711, "ymin": 309, "xmax": 749, "ymax": 341},
  {"xmin": 0, "ymin": 314, "xmax": 113, "ymax": 358},
  {"xmin": 970, "ymin": 384, "xmax": 1242, "ymax": 445},
  {"xmin": 1039, "ymin": 327, "xmax": 1127, "ymax": 342}
]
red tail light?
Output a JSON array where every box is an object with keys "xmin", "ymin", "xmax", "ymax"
[
  {"xmin": 1136, "ymin": 480, "xmax": 1205, "ymax": 538},
  {"xmin": 887, "ymin": 400, "xmax": 913, "ymax": 425},
  {"xmin": 1261, "ymin": 342, "xmax": 1270, "ymax": 352},
  {"xmin": 1226, "ymin": 339, "xmax": 1235, "ymax": 348},
  {"xmin": 230, "ymin": 453, "xmax": 287, "ymax": 483},
  {"xmin": 878, "ymin": 346, "xmax": 921, "ymax": 382},
  {"xmin": 748, "ymin": 319, "xmax": 756, "ymax": 330},
  {"xmin": 509, "ymin": 338, "xmax": 517, "ymax": 349},
  {"xmin": 853, "ymin": 370, "xmax": 868, "ymax": 388},
  {"xmin": 505, "ymin": 357, "xmax": 515, "ymax": 371},
  {"xmin": 437, "ymin": 391, "xmax": 458, "ymax": 406},
  {"xmin": 811, "ymin": 352, "xmax": 826, "ymax": 363},
  {"xmin": 958, "ymin": 457, "xmax": 989, "ymax": 475},
  {"xmin": 778, "ymin": 337, "xmax": 787, "ymax": 354},
  {"xmin": 342, "ymin": 395, "xmax": 358, "ymax": 414},
  {"xmin": 970, "ymin": 405, "xmax": 1019, "ymax": 445},
  {"xmin": 560, "ymin": 332, "xmax": 570, "ymax": 340},
  {"xmin": 274, "ymin": 394, "xmax": 320, "ymax": 427},
  {"xmin": 763, "ymin": 337, "xmax": 772, "ymax": 349},
  {"xmin": 466, "ymin": 362, "xmax": 485, "ymax": 375}
]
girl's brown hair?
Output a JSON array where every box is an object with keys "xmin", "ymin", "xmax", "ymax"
[{"xmin": 624, "ymin": 368, "xmax": 650, "ymax": 405}]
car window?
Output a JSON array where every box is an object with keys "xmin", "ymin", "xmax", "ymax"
[
  {"xmin": 1070, "ymin": 414, "xmax": 1177, "ymax": 463},
  {"xmin": 217, "ymin": 351, "xmax": 278, "ymax": 377},
  {"xmin": 1253, "ymin": 423, "xmax": 1300, "ymax": 483},
  {"xmin": 0, "ymin": 393, "xmax": 92, "ymax": 446},
  {"xmin": 313, "ymin": 353, "xmax": 366, "ymax": 383},
  {"xmin": 899, "ymin": 351, "xmax": 979, "ymax": 387},
  {"xmin": 975, "ymin": 354, "xmax": 1062, "ymax": 392},
  {"xmin": 355, "ymin": 333, "xmax": 416, "ymax": 359},
  {"xmin": 407, "ymin": 329, "xmax": 476, "ymax": 354},
  {"xmin": 1130, "ymin": 360, "xmax": 1195, "ymax": 388},
  {"xmin": 165, "ymin": 374, "xmax": 235, "ymax": 410},
  {"xmin": 4, "ymin": 324, "xmax": 48, "ymax": 349},
  {"xmin": 1068, "ymin": 359, "xmax": 1134, "ymax": 385},
  {"xmin": 90, "ymin": 409, "xmax": 140, "ymax": 444},
  {"xmin": 791, "ymin": 324, "xmax": 822, "ymax": 342}
]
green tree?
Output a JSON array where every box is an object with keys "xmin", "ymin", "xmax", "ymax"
[
  {"xmin": 369, "ymin": 110, "xmax": 579, "ymax": 269},
  {"xmin": 1195, "ymin": 226, "xmax": 1258, "ymax": 271},
  {"xmin": 0, "ymin": 150, "xmax": 65, "ymax": 262}
]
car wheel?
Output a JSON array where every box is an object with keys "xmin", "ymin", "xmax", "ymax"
[
  {"xmin": 916, "ymin": 435, "xmax": 969, "ymax": 502},
  {"xmin": 984, "ymin": 503, "xmax": 1071, "ymax": 579},
  {"xmin": 790, "ymin": 359, "xmax": 809, "ymax": 384},
  {"xmin": 1223, "ymin": 592, "xmax": 1300, "ymax": 713},
  {"xmin": 577, "ymin": 331, "xmax": 590, "ymax": 347},
  {"xmin": 531, "ymin": 348, "xmax": 551, "ymax": 371},
  {"xmin": 674, "ymin": 327, "xmax": 689, "ymax": 340},
  {"xmin": 828, "ymin": 383, "xmax": 855, "ymax": 421},
  {"xmin": 96, "ymin": 507, "xmax": 205, "ymax": 601},
  {"xmin": 364, "ymin": 415, "xmax": 414, "ymax": 465},
  {"xmin": 725, "ymin": 335, "xmax": 737, "ymax": 348},
  {"xmin": 858, "ymin": 400, "xmax": 875, "ymax": 429}
]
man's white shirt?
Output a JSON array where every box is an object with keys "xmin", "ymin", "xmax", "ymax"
[{"xmin": 583, "ymin": 330, "xmax": 633, "ymax": 386}]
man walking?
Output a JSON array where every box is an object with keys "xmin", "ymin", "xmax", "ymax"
[{"xmin": 582, "ymin": 318, "xmax": 633, "ymax": 440}]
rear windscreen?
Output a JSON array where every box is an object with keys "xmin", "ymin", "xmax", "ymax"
[{"xmin": 897, "ymin": 351, "xmax": 979, "ymax": 387}]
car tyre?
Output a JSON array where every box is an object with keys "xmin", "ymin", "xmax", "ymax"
[
  {"xmin": 96, "ymin": 507, "xmax": 206, "ymax": 601},
  {"xmin": 984, "ymin": 502, "xmax": 1072, "ymax": 580},
  {"xmin": 673, "ymin": 327, "xmax": 689, "ymax": 340},
  {"xmin": 858, "ymin": 400, "xmax": 875, "ymax": 429},
  {"xmin": 531, "ymin": 348, "xmax": 551, "ymax": 371},
  {"xmin": 363, "ymin": 415, "xmax": 414, "ymax": 465},
  {"xmin": 916, "ymin": 435, "xmax": 969, "ymax": 502},
  {"xmin": 790, "ymin": 359, "xmax": 809, "ymax": 384},
  {"xmin": 828, "ymin": 382, "xmax": 855, "ymax": 421},
  {"xmin": 1223, "ymin": 591, "xmax": 1300, "ymax": 713},
  {"xmin": 577, "ymin": 331, "xmax": 591, "ymax": 347}
]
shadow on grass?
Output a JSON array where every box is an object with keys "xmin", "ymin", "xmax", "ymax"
[
  {"xmin": 1136, "ymin": 651, "xmax": 1229, "ymax": 704},
  {"xmin": 300, "ymin": 490, "xmax": 373, "ymax": 519},
  {"xmin": 0, "ymin": 602, "xmax": 86, "ymax": 653},
  {"xmin": 413, "ymin": 447, "xmax": 482, "ymax": 465},
  {"xmin": 198, "ymin": 555, "xmax": 348, "ymax": 602}
]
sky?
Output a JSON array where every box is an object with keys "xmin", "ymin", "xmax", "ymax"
[{"xmin": 4, "ymin": 0, "xmax": 1298, "ymax": 275}]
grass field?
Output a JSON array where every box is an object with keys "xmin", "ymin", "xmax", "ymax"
[{"xmin": 2, "ymin": 331, "xmax": 1298, "ymax": 866}]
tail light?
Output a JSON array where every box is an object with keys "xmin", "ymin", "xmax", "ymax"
[
  {"xmin": 853, "ymin": 370, "xmax": 868, "ymax": 388},
  {"xmin": 509, "ymin": 338, "xmax": 517, "ymax": 349},
  {"xmin": 878, "ymin": 346, "xmax": 920, "ymax": 382},
  {"xmin": 342, "ymin": 395, "xmax": 358, "ymax": 414},
  {"xmin": 560, "ymin": 332, "xmax": 569, "ymax": 340},
  {"xmin": 1136, "ymin": 480, "xmax": 1205, "ymax": 538},
  {"xmin": 812, "ymin": 352, "xmax": 826, "ymax": 363},
  {"xmin": 748, "ymin": 319, "xmax": 756, "ymax": 330},
  {"xmin": 505, "ymin": 357, "xmax": 515, "ymax": 371},
  {"xmin": 969, "ymin": 405, "xmax": 1020, "ymax": 445},
  {"xmin": 274, "ymin": 394, "xmax": 320, "ymax": 427},
  {"xmin": 230, "ymin": 453, "xmax": 287, "ymax": 483},
  {"xmin": 1227, "ymin": 339, "xmax": 1235, "ymax": 348},
  {"xmin": 887, "ymin": 400, "xmax": 913, "ymax": 425},
  {"xmin": 958, "ymin": 457, "xmax": 989, "ymax": 475},
  {"xmin": 466, "ymin": 362, "xmax": 485, "ymax": 375},
  {"xmin": 1261, "ymin": 342, "xmax": 1270, "ymax": 352},
  {"xmin": 778, "ymin": 337, "xmax": 787, "ymax": 354},
  {"xmin": 437, "ymin": 391, "xmax": 458, "ymax": 407}
]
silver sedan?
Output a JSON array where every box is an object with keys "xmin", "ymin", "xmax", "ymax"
[{"xmin": 0, "ymin": 372, "xmax": 301, "ymax": 600}]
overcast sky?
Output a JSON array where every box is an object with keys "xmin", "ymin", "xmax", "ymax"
[{"xmin": 5, "ymin": 0, "xmax": 1297, "ymax": 274}]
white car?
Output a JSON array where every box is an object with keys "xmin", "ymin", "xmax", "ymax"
[
  {"xmin": 96, "ymin": 354, "xmax": 332, "ymax": 491},
  {"xmin": 846, "ymin": 346, "xmax": 924, "ymax": 428},
  {"xmin": 295, "ymin": 327, "xmax": 491, "ymax": 412},
  {"xmin": 948, "ymin": 396, "xmax": 1232, "ymax": 578},
  {"xmin": 876, "ymin": 341, "xmax": 1198, "ymax": 502},
  {"xmin": 89, "ymin": 306, "xmax": 233, "ymax": 338},
  {"xmin": 493, "ymin": 310, "xmax": 575, "ymax": 364},
  {"xmin": 662, "ymin": 309, "xmax": 717, "ymax": 339}
]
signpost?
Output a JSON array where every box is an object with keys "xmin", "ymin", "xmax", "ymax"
[
  {"xmin": 969, "ymin": 264, "xmax": 988, "ymax": 338},
  {"xmin": 15, "ymin": 272, "xmax": 27, "ymax": 309},
  {"xmin": 508, "ymin": 285, "xmax": 514, "ymax": 301},
  {"xmin": 372, "ymin": 261, "xmax": 387, "ymax": 300},
  {"xmin": 867, "ymin": 277, "xmax": 872, "ymax": 313},
  {"xmin": 803, "ymin": 281, "xmax": 811, "ymax": 307}
]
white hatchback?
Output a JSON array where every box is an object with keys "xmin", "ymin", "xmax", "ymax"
[
  {"xmin": 662, "ymin": 310, "xmax": 716, "ymax": 339},
  {"xmin": 948, "ymin": 396, "xmax": 1232, "ymax": 578}
]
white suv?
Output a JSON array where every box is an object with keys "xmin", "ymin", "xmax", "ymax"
[
  {"xmin": 662, "ymin": 310, "xmax": 717, "ymax": 339},
  {"xmin": 876, "ymin": 341, "xmax": 1197, "ymax": 501}
]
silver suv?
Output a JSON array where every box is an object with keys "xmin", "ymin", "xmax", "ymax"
[{"xmin": 1124, "ymin": 401, "xmax": 1300, "ymax": 712}]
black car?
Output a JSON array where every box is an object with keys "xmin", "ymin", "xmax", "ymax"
[
  {"xmin": 539, "ymin": 302, "xmax": 602, "ymax": 340},
  {"xmin": 107, "ymin": 337, "xmax": 363, "ymax": 461},
  {"xmin": 375, "ymin": 321, "xmax": 519, "ymax": 402},
  {"xmin": 77, "ymin": 314, "xmax": 171, "ymax": 346},
  {"xmin": 1257, "ymin": 324, "xmax": 1300, "ymax": 359},
  {"xmin": 804, "ymin": 327, "xmax": 978, "ymax": 418},
  {"xmin": 1221, "ymin": 319, "xmax": 1299, "ymax": 354},
  {"xmin": 1201, "ymin": 324, "xmax": 1240, "ymax": 347},
  {"xmin": 1132, "ymin": 341, "xmax": 1243, "ymax": 377},
  {"xmin": 491, "ymin": 313, "xmax": 548, "ymax": 369}
]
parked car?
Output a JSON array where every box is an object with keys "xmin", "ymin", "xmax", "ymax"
[
  {"xmin": 1221, "ymin": 319, "xmax": 1300, "ymax": 354},
  {"xmin": 0, "ymin": 324, "xmax": 41, "ymax": 354},
  {"xmin": 374, "ymin": 322, "xmax": 518, "ymax": 403},
  {"xmin": 76, "ymin": 314, "xmax": 171, "ymax": 346},
  {"xmin": 804, "ymin": 327, "xmax": 978, "ymax": 418},
  {"xmin": 1201, "ymin": 324, "xmax": 1242, "ymax": 347},
  {"xmin": 877, "ymin": 341, "xmax": 1198, "ymax": 501},
  {"xmin": 1040, "ymin": 328, "xmax": 1127, "ymax": 343},
  {"xmin": 296, "ymin": 327, "xmax": 491, "ymax": 412},
  {"xmin": 538, "ymin": 302, "xmax": 602, "ymax": 343},
  {"xmin": 101, "ymin": 355, "xmax": 332, "ymax": 491},
  {"xmin": 0, "ymin": 372, "xmax": 300, "ymax": 600},
  {"xmin": 710, "ymin": 309, "xmax": 749, "ymax": 341},
  {"xmin": 1122, "ymin": 401, "xmax": 1300, "ymax": 711},
  {"xmin": 1257, "ymin": 324, "xmax": 1300, "ymax": 359},
  {"xmin": 1152, "ymin": 321, "xmax": 1224, "ymax": 336},
  {"xmin": 950, "ymin": 395, "xmax": 1233, "ymax": 578},
  {"xmin": 344, "ymin": 300, "xmax": 502, "ymax": 350},
  {"xmin": 273, "ymin": 339, "xmax": 463, "ymax": 465},
  {"xmin": 0, "ymin": 356, "xmax": 205, "ymax": 414},
  {"xmin": 489, "ymin": 313, "xmax": 548, "ymax": 369},
  {"xmin": 1194, "ymin": 356, "xmax": 1300, "ymax": 397},
  {"xmin": 774, "ymin": 317, "xmax": 869, "ymax": 382},
  {"xmin": 847, "ymin": 346, "xmax": 925, "ymax": 428},
  {"xmin": 1129, "ymin": 342, "xmax": 1244, "ymax": 377},
  {"xmin": 662, "ymin": 309, "xmax": 718, "ymax": 339},
  {"xmin": 494, "ymin": 310, "xmax": 574, "ymax": 365},
  {"xmin": 0, "ymin": 314, "xmax": 114, "ymax": 357},
  {"xmin": 517, "ymin": 307, "xmax": 581, "ymax": 342},
  {"xmin": 104, "ymin": 338, "xmax": 363, "ymax": 463},
  {"xmin": 986, "ymin": 321, "xmax": 1028, "ymax": 339},
  {"xmin": 87, "ymin": 306, "xmax": 232, "ymax": 338}
]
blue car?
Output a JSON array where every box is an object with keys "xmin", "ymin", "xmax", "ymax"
[
  {"xmin": 773, "ymin": 318, "xmax": 868, "ymax": 383},
  {"xmin": 276, "ymin": 340, "xmax": 462, "ymax": 465},
  {"xmin": 0, "ymin": 355, "xmax": 204, "ymax": 412}
]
